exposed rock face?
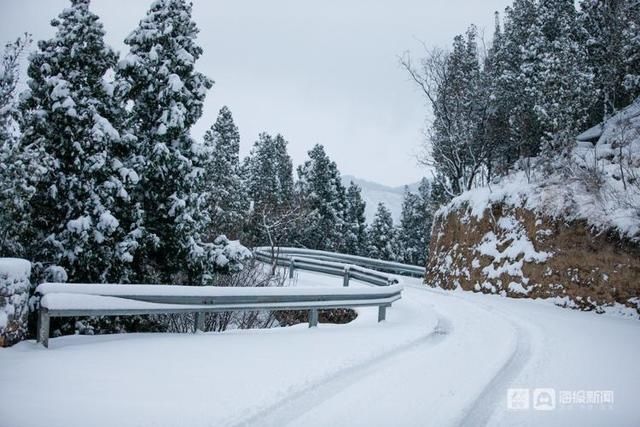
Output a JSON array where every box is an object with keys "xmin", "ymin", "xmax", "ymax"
[
  {"xmin": 425, "ymin": 202, "xmax": 640, "ymax": 315},
  {"xmin": 0, "ymin": 258, "xmax": 32, "ymax": 347}
]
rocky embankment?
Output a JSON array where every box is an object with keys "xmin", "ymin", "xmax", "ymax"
[{"xmin": 426, "ymin": 201, "xmax": 640, "ymax": 316}]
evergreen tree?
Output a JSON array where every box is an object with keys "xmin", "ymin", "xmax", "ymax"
[
  {"xmin": 17, "ymin": 0, "xmax": 140, "ymax": 282},
  {"xmin": 405, "ymin": 0, "xmax": 640, "ymax": 204},
  {"xmin": 202, "ymin": 106, "xmax": 246, "ymax": 239},
  {"xmin": 296, "ymin": 144, "xmax": 347, "ymax": 251},
  {"xmin": 398, "ymin": 189, "xmax": 422, "ymax": 265},
  {"xmin": 493, "ymin": 0, "xmax": 542, "ymax": 165},
  {"xmin": 343, "ymin": 181, "xmax": 368, "ymax": 256},
  {"xmin": 116, "ymin": 0, "xmax": 246, "ymax": 283},
  {"xmin": 483, "ymin": 14, "xmax": 511, "ymax": 176},
  {"xmin": 0, "ymin": 35, "xmax": 31, "ymax": 256},
  {"xmin": 244, "ymin": 133, "xmax": 294, "ymax": 212},
  {"xmin": 0, "ymin": 35, "xmax": 29, "ymax": 147},
  {"xmin": 579, "ymin": 0, "xmax": 640, "ymax": 121},
  {"xmin": 242, "ymin": 133, "xmax": 296, "ymax": 247},
  {"xmin": 397, "ymin": 178, "xmax": 434, "ymax": 266},
  {"xmin": 524, "ymin": 0, "xmax": 595, "ymax": 152},
  {"xmin": 367, "ymin": 203, "xmax": 399, "ymax": 261},
  {"xmin": 429, "ymin": 172, "xmax": 453, "ymax": 209}
]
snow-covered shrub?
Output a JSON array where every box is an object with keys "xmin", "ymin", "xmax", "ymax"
[
  {"xmin": 571, "ymin": 99, "xmax": 640, "ymax": 240},
  {"xmin": 436, "ymin": 99, "xmax": 640, "ymax": 245},
  {"xmin": 161, "ymin": 260, "xmax": 285, "ymax": 333},
  {"xmin": 185, "ymin": 236, "xmax": 252, "ymax": 285},
  {"xmin": 0, "ymin": 258, "xmax": 31, "ymax": 346}
]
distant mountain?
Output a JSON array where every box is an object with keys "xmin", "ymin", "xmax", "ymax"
[{"xmin": 342, "ymin": 175, "xmax": 421, "ymax": 224}]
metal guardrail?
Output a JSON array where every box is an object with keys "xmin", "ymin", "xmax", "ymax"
[
  {"xmin": 34, "ymin": 248, "xmax": 417, "ymax": 348},
  {"xmin": 254, "ymin": 247, "xmax": 426, "ymax": 282},
  {"xmin": 254, "ymin": 251, "xmax": 397, "ymax": 287},
  {"xmin": 35, "ymin": 276, "xmax": 403, "ymax": 348}
]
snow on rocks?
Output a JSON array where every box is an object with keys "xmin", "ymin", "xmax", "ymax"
[
  {"xmin": 427, "ymin": 99, "xmax": 640, "ymax": 315},
  {"xmin": 427, "ymin": 189, "xmax": 640, "ymax": 315},
  {"xmin": 476, "ymin": 214, "xmax": 551, "ymax": 290},
  {"xmin": 0, "ymin": 258, "xmax": 31, "ymax": 347}
]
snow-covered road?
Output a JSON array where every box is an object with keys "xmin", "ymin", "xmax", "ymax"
[{"xmin": 1, "ymin": 271, "xmax": 639, "ymax": 427}]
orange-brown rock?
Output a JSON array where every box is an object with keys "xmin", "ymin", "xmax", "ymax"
[{"xmin": 425, "ymin": 202, "xmax": 640, "ymax": 314}]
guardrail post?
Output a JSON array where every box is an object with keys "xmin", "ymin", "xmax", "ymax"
[
  {"xmin": 194, "ymin": 312, "xmax": 205, "ymax": 333},
  {"xmin": 38, "ymin": 308, "xmax": 50, "ymax": 348},
  {"xmin": 378, "ymin": 305, "xmax": 387, "ymax": 322},
  {"xmin": 289, "ymin": 258, "xmax": 296, "ymax": 279},
  {"xmin": 309, "ymin": 309, "xmax": 318, "ymax": 327},
  {"xmin": 343, "ymin": 265, "xmax": 350, "ymax": 287}
]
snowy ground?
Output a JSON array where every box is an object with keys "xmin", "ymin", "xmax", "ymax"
[{"xmin": 1, "ymin": 271, "xmax": 639, "ymax": 427}]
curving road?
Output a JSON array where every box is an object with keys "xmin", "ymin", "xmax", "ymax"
[
  {"xmin": 237, "ymin": 267, "xmax": 640, "ymax": 427},
  {"xmin": 1, "ymin": 255, "xmax": 639, "ymax": 427},
  {"xmin": 237, "ymin": 281, "xmax": 524, "ymax": 426}
]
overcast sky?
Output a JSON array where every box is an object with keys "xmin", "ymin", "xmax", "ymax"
[{"xmin": 1, "ymin": 0, "xmax": 512, "ymax": 186}]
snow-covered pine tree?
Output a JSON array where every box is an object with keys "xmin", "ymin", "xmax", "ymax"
[
  {"xmin": 242, "ymin": 133, "xmax": 296, "ymax": 247},
  {"xmin": 367, "ymin": 202, "xmax": 399, "ymax": 262},
  {"xmin": 296, "ymin": 144, "xmax": 347, "ymax": 251},
  {"xmin": 343, "ymin": 181, "xmax": 368, "ymax": 256},
  {"xmin": 18, "ymin": 0, "xmax": 141, "ymax": 283},
  {"xmin": 397, "ymin": 188, "xmax": 422, "ymax": 265},
  {"xmin": 483, "ymin": 10, "xmax": 531, "ymax": 177},
  {"xmin": 397, "ymin": 178, "xmax": 434, "ymax": 266},
  {"xmin": 523, "ymin": 0, "xmax": 595, "ymax": 153},
  {"xmin": 244, "ymin": 133, "xmax": 295, "ymax": 214},
  {"xmin": 428, "ymin": 171, "xmax": 453, "ymax": 209},
  {"xmin": 579, "ymin": 0, "xmax": 640, "ymax": 121},
  {"xmin": 0, "ymin": 35, "xmax": 29, "ymax": 148},
  {"xmin": 0, "ymin": 35, "xmax": 31, "ymax": 257},
  {"xmin": 417, "ymin": 177, "xmax": 435, "ymax": 242},
  {"xmin": 117, "ymin": 0, "xmax": 247, "ymax": 283},
  {"xmin": 493, "ymin": 0, "xmax": 542, "ymax": 167},
  {"xmin": 202, "ymin": 106, "xmax": 247, "ymax": 239},
  {"xmin": 482, "ymin": 13, "xmax": 512, "ymax": 177}
]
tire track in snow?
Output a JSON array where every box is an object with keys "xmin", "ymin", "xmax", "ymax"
[
  {"xmin": 456, "ymin": 313, "xmax": 531, "ymax": 427},
  {"xmin": 406, "ymin": 284, "xmax": 534, "ymax": 427},
  {"xmin": 235, "ymin": 276, "xmax": 531, "ymax": 427},
  {"xmin": 232, "ymin": 313, "xmax": 452, "ymax": 427}
]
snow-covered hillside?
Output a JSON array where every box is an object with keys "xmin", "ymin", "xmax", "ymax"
[
  {"xmin": 342, "ymin": 175, "xmax": 420, "ymax": 223},
  {"xmin": 439, "ymin": 99, "xmax": 640, "ymax": 243},
  {"xmin": 426, "ymin": 98, "xmax": 640, "ymax": 315},
  {"xmin": 1, "ymin": 269, "xmax": 638, "ymax": 427}
]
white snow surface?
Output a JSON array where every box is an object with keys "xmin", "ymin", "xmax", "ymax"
[
  {"xmin": 0, "ymin": 258, "xmax": 31, "ymax": 278},
  {"xmin": 2, "ymin": 269, "xmax": 639, "ymax": 426},
  {"xmin": 36, "ymin": 281, "xmax": 403, "ymax": 298}
]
